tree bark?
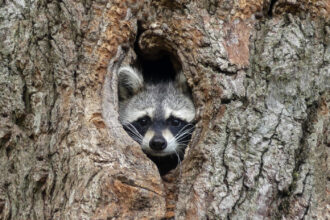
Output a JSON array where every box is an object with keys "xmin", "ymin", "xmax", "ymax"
[{"xmin": 0, "ymin": 0, "xmax": 329, "ymax": 219}]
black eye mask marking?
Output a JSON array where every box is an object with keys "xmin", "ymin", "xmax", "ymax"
[
  {"xmin": 124, "ymin": 116, "xmax": 152, "ymax": 143},
  {"xmin": 166, "ymin": 116, "xmax": 194, "ymax": 145},
  {"xmin": 136, "ymin": 116, "xmax": 151, "ymax": 127},
  {"xmin": 132, "ymin": 116, "xmax": 151, "ymax": 135},
  {"xmin": 166, "ymin": 116, "xmax": 181, "ymax": 127}
]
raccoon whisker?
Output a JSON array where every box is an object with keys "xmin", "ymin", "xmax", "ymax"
[
  {"xmin": 176, "ymin": 142, "xmax": 189, "ymax": 148},
  {"xmin": 109, "ymin": 124, "xmax": 143, "ymax": 142},
  {"xmin": 125, "ymin": 123, "xmax": 144, "ymax": 138},
  {"xmin": 176, "ymin": 125, "xmax": 195, "ymax": 137},
  {"xmin": 168, "ymin": 128, "xmax": 192, "ymax": 144},
  {"xmin": 174, "ymin": 150, "xmax": 181, "ymax": 164},
  {"xmin": 175, "ymin": 134, "xmax": 193, "ymax": 143},
  {"xmin": 126, "ymin": 130, "xmax": 143, "ymax": 142},
  {"xmin": 174, "ymin": 129, "xmax": 194, "ymax": 142},
  {"xmin": 174, "ymin": 124, "xmax": 195, "ymax": 137},
  {"xmin": 176, "ymin": 147, "xmax": 185, "ymax": 156},
  {"xmin": 167, "ymin": 132, "xmax": 180, "ymax": 146},
  {"xmin": 124, "ymin": 125, "xmax": 141, "ymax": 138},
  {"xmin": 174, "ymin": 149, "xmax": 182, "ymax": 176},
  {"xmin": 176, "ymin": 146, "xmax": 188, "ymax": 153},
  {"xmin": 166, "ymin": 129, "xmax": 194, "ymax": 150},
  {"xmin": 167, "ymin": 125, "xmax": 194, "ymax": 145},
  {"xmin": 124, "ymin": 123, "xmax": 144, "ymax": 142},
  {"xmin": 125, "ymin": 131, "xmax": 143, "ymax": 143},
  {"xmin": 167, "ymin": 137, "xmax": 176, "ymax": 146},
  {"xmin": 174, "ymin": 137, "xmax": 192, "ymax": 148},
  {"xmin": 179, "ymin": 127, "xmax": 195, "ymax": 135},
  {"xmin": 174, "ymin": 137, "xmax": 189, "ymax": 145},
  {"xmin": 167, "ymin": 137, "xmax": 180, "ymax": 148},
  {"xmin": 126, "ymin": 131, "xmax": 142, "ymax": 141}
]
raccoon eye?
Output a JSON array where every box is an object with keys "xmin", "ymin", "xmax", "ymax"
[
  {"xmin": 137, "ymin": 116, "xmax": 150, "ymax": 127},
  {"xmin": 167, "ymin": 117, "xmax": 181, "ymax": 127}
]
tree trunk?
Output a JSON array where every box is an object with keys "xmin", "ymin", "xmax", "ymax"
[{"xmin": 0, "ymin": 0, "xmax": 329, "ymax": 219}]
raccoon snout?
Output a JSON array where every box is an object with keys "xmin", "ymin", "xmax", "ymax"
[{"xmin": 149, "ymin": 136, "xmax": 167, "ymax": 151}]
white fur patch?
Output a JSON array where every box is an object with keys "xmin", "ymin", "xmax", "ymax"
[
  {"xmin": 159, "ymin": 129, "xmax": 179, "ymax": 156},
  {"xmin": 141, "ymin": 129, "xmax": 154, "ymax": 152},
  {"xmin": 164, "ymin": 106, "xmax": 195, "ymax": 122},
  {"xmin": 123, "ymin": 107, "xmax": 154, "ymax": 124},
  {"xmin": 162, "ymin": 129, "xmax": 174, "ymax": 144}
]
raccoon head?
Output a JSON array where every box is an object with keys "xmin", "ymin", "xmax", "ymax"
[{"xmin": 118, "ymin": 66, "xmax": 195, "ymax": 158}]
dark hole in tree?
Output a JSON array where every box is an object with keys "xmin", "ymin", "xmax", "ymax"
[
  {"xmin": 138, "ymin": 53, "xmax": 177, "ymax": 83},
  {"xmin": 135, "ymin": 50, "xmax": 189, "ymax": 176},
  {"xmin": 134, "ymin": 21, "xmax": 179, "ymax": 82}
]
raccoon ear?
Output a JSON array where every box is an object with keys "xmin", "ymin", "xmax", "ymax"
[
  {"xmin": 118, "ymin": 66, "xmax": 144, "ymax": 100},
  {"xmin": 174, "ymin": 71, "xmax": 190, "ymax": 94}
]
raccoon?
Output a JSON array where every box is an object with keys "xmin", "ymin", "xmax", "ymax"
[{"xmin": 118, "ymin": 66, "xmax": 195, "ymax": 175}]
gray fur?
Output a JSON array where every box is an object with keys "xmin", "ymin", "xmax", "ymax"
[
  {"xmin": 118, "ymin": 68, "xmax": 195, "ymax": 125},
  {"xmin": 118, "ymin": 66, "xmax": 144, "ymax": 100}
]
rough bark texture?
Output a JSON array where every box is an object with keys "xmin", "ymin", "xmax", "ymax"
[{"xmin": 0, "ymin": 0, "xmax": 329, "ymax": 219}]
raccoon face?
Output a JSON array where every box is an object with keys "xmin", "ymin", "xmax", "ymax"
[
  {"xmin": 127, "ymin": 114, "xmax": 194, "ymax": 157},
  {"xmin": 118, "ymin": 66, "xmax": 195, "ymax": 157}
]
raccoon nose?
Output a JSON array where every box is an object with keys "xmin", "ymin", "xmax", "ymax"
[{"xmin": 150, "ymin": 136, "xmax": 167, "ymax": 151}]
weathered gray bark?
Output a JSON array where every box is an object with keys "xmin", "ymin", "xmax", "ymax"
[{"xmin": 0, "ymin": 0, "xmax": 328, "ymax": 219}]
